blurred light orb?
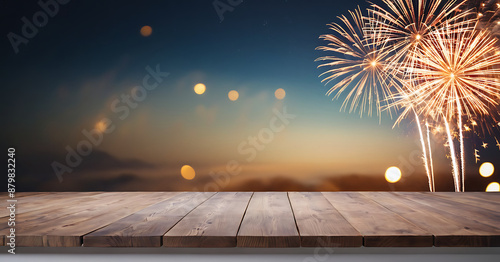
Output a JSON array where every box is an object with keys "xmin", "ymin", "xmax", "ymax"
[
  {"xmin": 479, "ymin": 162, "xmax": 494, "ymax": 178},
  {"xmin": 95, "ymin": 120, "xmax": 107, "ymax": 133},
  {"xmin": 486, "ymin": 182, "xmax": 500, "ymax": 192},
  {"xmin": 181, "ymin": 165, "xmax": 196, "ymax": 180},
  {"xmin": 385, "ymin": 166, "xmax": 402, "ymax": 183},
  {"xmin": 140, "ymin": 25, "xmax": 152, "ymax": 37},
  {"xmin": 228, "ymin": 90, "xmax": 239, "ymax": 101},
  {"xmin": 275, "ymin": 88, "xmax": 286, "ymax": 100},
  {"xmin": 194, "ymin": 83, "xmax": 206, "ymax": 95}
]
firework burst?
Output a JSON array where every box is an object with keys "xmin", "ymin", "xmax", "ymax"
[
  {"xmin": 406, "ymin": 26, "xmax": 500, "ymax": 121},
  {"xmin": 364, "ymin": 0, "xmax": 476, "ymax": 192},
  {"xmin": 368, "ymin": 0, "xmax": 471, "ymax": 74},
  {"xmin": 399, "ymin": 23, "xmax": 500, "ymax": 191},
  {"xmin": 316, "ymin": 0, "xmax": 500, "ymax": 192},
  {"xmin": 315, "ymin": 8, "xmax": 400, "ymax": 118}
]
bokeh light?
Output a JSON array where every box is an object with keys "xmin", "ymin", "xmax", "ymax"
[
  {"xmin": 194, "ymin": 83, "xmax": 206, "ymax": 95},
  {"xmin": 180, "ymin": 165, "xmax": 196, "ymax": 180},
  {"xmin": 95, "ymin": 120, "xmax": 107, "ymax": 133},
  {"xmin": 275, "ymin": 88, "xmax": 286, "ymax": 100},
  {"xmin": 486, "ymin": 182, "xmax": 500, "ymax": 192},
  {"xmin": 228, "ymin": 90, "xmax": 239, "ymax": 101},
  {"xmin": 140, "ymin": 25, "xmax": 152, "ymax": 37},
  {"xmin": 479, "ymin": 162, "xmax": 494, "ymax": 177},
  {"xmin": 385, "ymin": 166, "xmax": 402, "ymax": 183}
]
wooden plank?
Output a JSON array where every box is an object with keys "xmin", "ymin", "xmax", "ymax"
[
  {"xmin": 322, "ymin": 192, "xmax": 432, "ymax": 247},
  {"xmin": 363, "ymin": 192, "xmax": 500, "ymax": 247},
  {"xmin": 0, "ymin": 192, "xmax": 106, "ymax": 218},
  {"xmin": 0, "ymin": 192, "xmax": 49, "ymax": 201},
  {"xmin": 288, "ymin": 192, "xmax": 362, "ymax": 247},
  {"xmin": 467, "ymin": 192, "xmax": 500, "ymax": 201},
  {"xmin": 431, "ymin": 192, "xmax": 500, "ymax": 213},
  {"xmin": 163, "ymin": 192, "xmax": 252, "ymax": 247},
  {"xmin": 15, "ymin": 192, "xmax": 175, "ymax": 247},
  {"xmin": 237, "ymin": 192, "xmax": 299, "ymax": 247},
  {"xmin": 0, "ymin": 192, "xmax": 132, "ymax": 233},
  {"xmin": 83, "ymin": 192, "xmax": 215, "ymax": 247},
  {"xmin": 395, "ymin": 193, "xmax": 500, "ymax": 231},
  {"xmin": 0, "ymin": 192, "xmax": 125, "ymax": 245}
]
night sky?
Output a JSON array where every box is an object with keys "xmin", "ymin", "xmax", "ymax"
[{"xmin": 1, "ymin": 0, "xmax": 498, "ymax": 191}]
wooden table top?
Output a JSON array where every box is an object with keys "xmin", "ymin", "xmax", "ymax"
[{"xmin": 1, "ymin": 192, "xmax": 499, "ymax": 248}]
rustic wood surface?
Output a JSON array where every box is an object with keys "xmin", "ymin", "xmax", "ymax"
[
  {"xmin": 164, "ymin": 192, "xmax": 252, "ymax": 247},
  {"xmin": 237, "ymin": 192, "xmax": 300, "ymax": 247},
  {"xmin": 1, "ymin": 192, "xmax": 499, "ymax": 247}
]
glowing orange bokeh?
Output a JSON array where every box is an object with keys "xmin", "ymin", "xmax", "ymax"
[{"xmin": 140, "ymin": 26, "xmax": 152, "ymax": 37}]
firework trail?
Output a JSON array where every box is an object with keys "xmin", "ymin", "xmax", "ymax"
[
  {"xmin": 426, "ymin": 122, "xmax": 435, "ymax": 191},
  {"xmin": 444, "ymin": 117, "xmax": 462, "ymax": 191},
  {"xmin": 415, "ymin": 112, "xmax": 434, "ymax": 191},
  {"xmin": 389, "ymin": 82, "xmax": 435, "ymax": 192}
]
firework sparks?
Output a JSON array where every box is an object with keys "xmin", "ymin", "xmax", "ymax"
[
  {"xmin": 317, "ymin": 0, "xmax": 500, "ymax": 192},
  {"xmin": 463, "ymin": 0, "xmax": 500, "ymax": 36},
  {"xmin": 316, "ymin": 8, "xmax": 400, "ymax": 117},
  {"xmin": 405, "ymin": 26, "xmax": 500, "ymax": 122},
  {"xmin": 367, "ymin": 0, "xmax": 471, "ymax": 75},
  {"xmin": 400, "ymin": 24, "xmax": 500, "ymax": 191}
]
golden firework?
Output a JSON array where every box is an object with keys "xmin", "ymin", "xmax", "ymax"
[
  {"xmin": 367, "ymin": 0, "xmax": 471, "ymax": 74},
  {"xmin": 316, "ymin": 8, "xmax": 400, "ymax": 117},
  {"xmin": 405, "ymin": 25, "xmax": 500, "ymax": 121}
]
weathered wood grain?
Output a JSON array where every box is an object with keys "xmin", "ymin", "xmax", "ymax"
[
  {"xmin": 2, "ymin": 192, "xmax": 500, "ymax": 248},
  {"xmin": 15, "ymin": 192, "xmax": 176, "ymax": 247},
  {"xmin": 0, "ymin": 192, "xmax": 104, "ymax": 218},
  {"xmin": 83, "ymin": 192, "xmax": 215, "ymax": 247},
  {"xmin": 163, "ymin": 192, "xmax": 252, "ymax": 247},
  {"xmin": 237, "ymin": 192, "xmax": 300, "ymax": 247},
  {"xmin": 363, "ymin": 192, "xmax": 500, "ymax": 247},
  {"xmin": 288, "ymin": 192, "xmax": 362, "ymax": 247},
  {"xmin": 395, "ymin": 192, "xmax": 500, "ymax": 231},
  {"xmin": 322, "ymin": 192, "xmax": 432, "ymax": 247},
  {"xmin": 431, "ymin": 192, "xmax": 500, "ymax": 213}
]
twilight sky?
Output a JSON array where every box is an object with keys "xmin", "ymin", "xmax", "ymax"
[{"xmin": 1, "ymin": 0, "xmax": 498, "ymax": 191}]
